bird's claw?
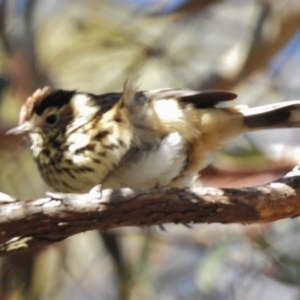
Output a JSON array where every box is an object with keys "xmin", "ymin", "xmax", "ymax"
[{"xmin": 89, "ymin": 184, "xmax": 103, "ymax": 199}]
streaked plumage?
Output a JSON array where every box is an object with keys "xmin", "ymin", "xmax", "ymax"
[{"xmin": 7, "ymin": 81, "xmax": 300, "ymax": 193}]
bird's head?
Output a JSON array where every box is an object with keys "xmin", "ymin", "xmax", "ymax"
[{"xmin": 7, "ymin": 87, "xmax": 115, "ymax": 155}]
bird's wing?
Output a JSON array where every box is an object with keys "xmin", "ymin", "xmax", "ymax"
[{"xmin": 144, "ymin": 89, "xmax": 237, "ymax": 108}]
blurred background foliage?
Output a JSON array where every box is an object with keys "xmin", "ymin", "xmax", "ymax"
[{"xmin": 1, "ymin": 0, "xmax": 300, "ymax": 299}]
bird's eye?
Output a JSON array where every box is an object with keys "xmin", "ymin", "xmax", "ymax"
[{"xmin": 46, "ymin": 114, "xmax": 59, "ymax": 126}]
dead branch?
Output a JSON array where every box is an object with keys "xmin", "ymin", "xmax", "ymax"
[{"xmin": 0, "ymin": 171, "xmax": 300, "ymax": 255}]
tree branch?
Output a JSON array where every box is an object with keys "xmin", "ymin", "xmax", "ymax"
[
  {"xmin": 197, "ymin": 0, "xmax": 300, "ymax": 90},
  {"xmin": 1, "ymin": 171, "xmax": 300, "ymax": 255}
]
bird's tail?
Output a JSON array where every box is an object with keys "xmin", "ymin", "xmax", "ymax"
[{"xmin": 241, "ymin": 100, "xmax": 300, "ymax": 131}]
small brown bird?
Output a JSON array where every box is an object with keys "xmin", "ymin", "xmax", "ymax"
[{"xmin": 7, "ymin": 80, "xmax": 300, "ymax": 193}]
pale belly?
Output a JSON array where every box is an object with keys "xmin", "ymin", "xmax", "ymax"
[
  {"xmin": 102, "ymin": 132, "xmax": 190, "ymax": 189},
  {"xmin": 35, "ymin": 132, "xmax": 190, "ymax": 193}
]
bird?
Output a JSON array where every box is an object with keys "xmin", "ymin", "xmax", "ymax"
[{"xmin": 7, "ymin": 80, "xmax": 300, "ymax": 193}]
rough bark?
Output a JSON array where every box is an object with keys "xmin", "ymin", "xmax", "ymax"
[{"xmin": 1, "ymin": 171, "xmax": 300, "ymax": 255}]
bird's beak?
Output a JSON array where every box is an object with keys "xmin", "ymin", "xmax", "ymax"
[{"xmin": 6, "ymin": 122, "xmax": 33, "ymax": 135}]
